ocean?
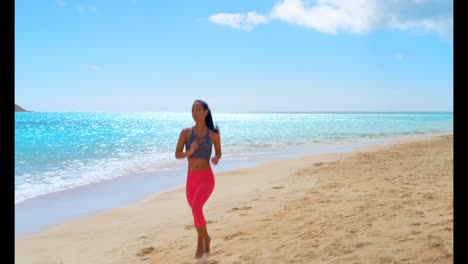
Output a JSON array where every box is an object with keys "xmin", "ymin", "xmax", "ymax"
[{"xmin": 15, "ymin": 112, "xmax": 453, "ymax": 205}]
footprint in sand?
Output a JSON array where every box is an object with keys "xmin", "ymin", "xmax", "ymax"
[
  {"xmin": 294, "ymin": 168, "xmax": 314, "ymax": 176},
  {"xmin": 224, "ymin": 232, "xmax": 247, "ymax": 241},
  {"xmin": 398, "ymin": 238, "xmax": 414, "ymax": 242},
  {"xmin": 228, "ymin": 206, "xmax": 252, "ymax": 213},
  {"xmin": 272, "ymin": 186, "xmax": 285, "ymax": 189},
  {"xmin": 415, "ymin": 210, "xmax": 425, "ymax": 216},
  {"xmin": 423, "ymin": 193, "xmax": 436, "ymax": 199},
  {"xmin": 355, "ymin": 242, "xmax": 372, "ymax": 248},
  {"xmin": 211, "ymin": 250, "xmax": 226, "ymax": 255},
  {"xmin": 137, "ymin": 246, "xmax": 155, "ymax": 257},
  {"xmin": 379, "ymin": 256, "xmax": 397, "ymax": 263}
]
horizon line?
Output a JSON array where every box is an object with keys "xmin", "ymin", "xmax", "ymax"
[{"xmin": 15, "ymin": 110, "xmax": 454, "ymax": 114}]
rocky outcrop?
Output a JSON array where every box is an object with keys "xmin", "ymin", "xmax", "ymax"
[{"xmin": 15, "ymin": 104, "xmax": 28, "ymax": 112}]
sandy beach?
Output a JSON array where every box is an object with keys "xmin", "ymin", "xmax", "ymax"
[{"xmin": 15, "ymin": 134, "xmax": 453, "ymax": 264}]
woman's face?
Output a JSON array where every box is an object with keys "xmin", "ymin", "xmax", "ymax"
[{"xmin": 192, "ymin": 102, "xmax": 207, "ymax": 122}]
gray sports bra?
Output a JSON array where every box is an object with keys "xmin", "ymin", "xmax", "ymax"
[{"xmin": 185, "ymin": 127, "xmax": 212, "ymax": 159}]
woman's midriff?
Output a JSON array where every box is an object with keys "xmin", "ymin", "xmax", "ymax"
[{"xmin": 188, "ymin": 158, "xmax": 211, "ymax": 171}]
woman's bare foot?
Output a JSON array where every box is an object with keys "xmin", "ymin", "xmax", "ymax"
[
  {"xmin": 204, "ymin": 235, "xmax": 211, "ymax": 254},
  {"xmin": 195, "ymin": 241, "xmax": 204, "ymax": 259}
]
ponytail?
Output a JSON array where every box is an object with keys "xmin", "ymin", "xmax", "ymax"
[
  {"xmin": 205, "ymin": 110, "xmax": 219, "ymax": 134},
  {"xmin": 194, "ymin": 99, "xmax": 220, "ymax": 134}
]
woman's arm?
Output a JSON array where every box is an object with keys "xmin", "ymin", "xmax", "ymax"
[
  {"xmin": 211, "ymin": 132, "xmax": 222, "ymax": 165},
  {"xmin": 175, "ymin": 128, "xmax": 196, "ymax": 159}
]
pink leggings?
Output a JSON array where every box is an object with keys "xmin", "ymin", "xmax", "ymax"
[{"xmin": 186, "ymin": 168, "xmax": 215, "ymax": 227}]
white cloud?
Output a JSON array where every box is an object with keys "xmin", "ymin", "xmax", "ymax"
[
  {"xmin": 88, "ymin": 65, "xmax": 102, "ymax": 71},
  {"xmin": 395, "ymin": 53, "xmax": 404, "ymax": 61},
  {"xmin": 74, "ymin": 4, "xmax": 84, "ymax": 13},
  {"xmin": 209, "ymin": 0, "xmax": 452, "ymax": 39},
  {"xmin": 56, "ymin": 0, "xmax": 66, "ymax": 8},
  {"xmin": 270, "ymin": 0, "xmax": 377, "ymax": 34},
  {"xmin": 56, "ymin": 1, "xmax": 96, "ymax": 13},
  {"xmin": 68, "ymin": 4, "xmax": 97, "ymax": 14},
  {"xmin": 209, "ymin": 12, "xmax": 269, "ymax": 31}
]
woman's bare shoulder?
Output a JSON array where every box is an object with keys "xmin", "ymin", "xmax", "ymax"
[
  {"xmin": 181, "ymin": 127, "xmax": 192, "ymax": 137},
  {"xmin": 209, "ymin": 129, "xmax": 220, "ymax": 141}
]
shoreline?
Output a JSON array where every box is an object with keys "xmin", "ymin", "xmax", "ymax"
[
  {"xmin": 15, "ymin": 133, "xmax": 453, "ymax": 263},
  {"xmin": 15, "ymin": 131, "xmax": 451, "ymax": 238}
]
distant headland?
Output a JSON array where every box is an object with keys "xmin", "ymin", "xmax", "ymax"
[{"xmin": 15, "ymin": 104, "xmax": 29, "ymax": 112}]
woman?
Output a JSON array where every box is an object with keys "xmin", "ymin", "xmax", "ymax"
[{"xmin": 175, "ymin": 99, "xmax": 222, "ymax": 259}]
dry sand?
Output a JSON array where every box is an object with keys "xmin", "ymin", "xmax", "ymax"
[{"xmin": 15, "ymin": 134, "xmax": 453, "ymax": 264}]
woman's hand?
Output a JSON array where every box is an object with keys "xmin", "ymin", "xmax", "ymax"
[
  {"xmin": 211, "ymin": 156, "xmax": 220, "ymax": 165},
  {"xmin": 190, "ymin": 140, "xmax": 199, "ymax": 151},
  {"xmin": 189, "ymin": 139, "xmax": 204, "ymax": 154}
]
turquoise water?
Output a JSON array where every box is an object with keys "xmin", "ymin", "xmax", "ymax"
[{"xmin": 15, "ymin": 112, "xmax": 453, "ymax": 204}]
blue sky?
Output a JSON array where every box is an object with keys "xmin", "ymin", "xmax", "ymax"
[{"xmin": 15, "ymin": 0, "xmax": 453, "ymax": 113}]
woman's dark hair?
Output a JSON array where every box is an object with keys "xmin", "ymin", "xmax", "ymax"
[{"xmin": 194, "ymin": 99, "xmax": 219, "ymax": 134}]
